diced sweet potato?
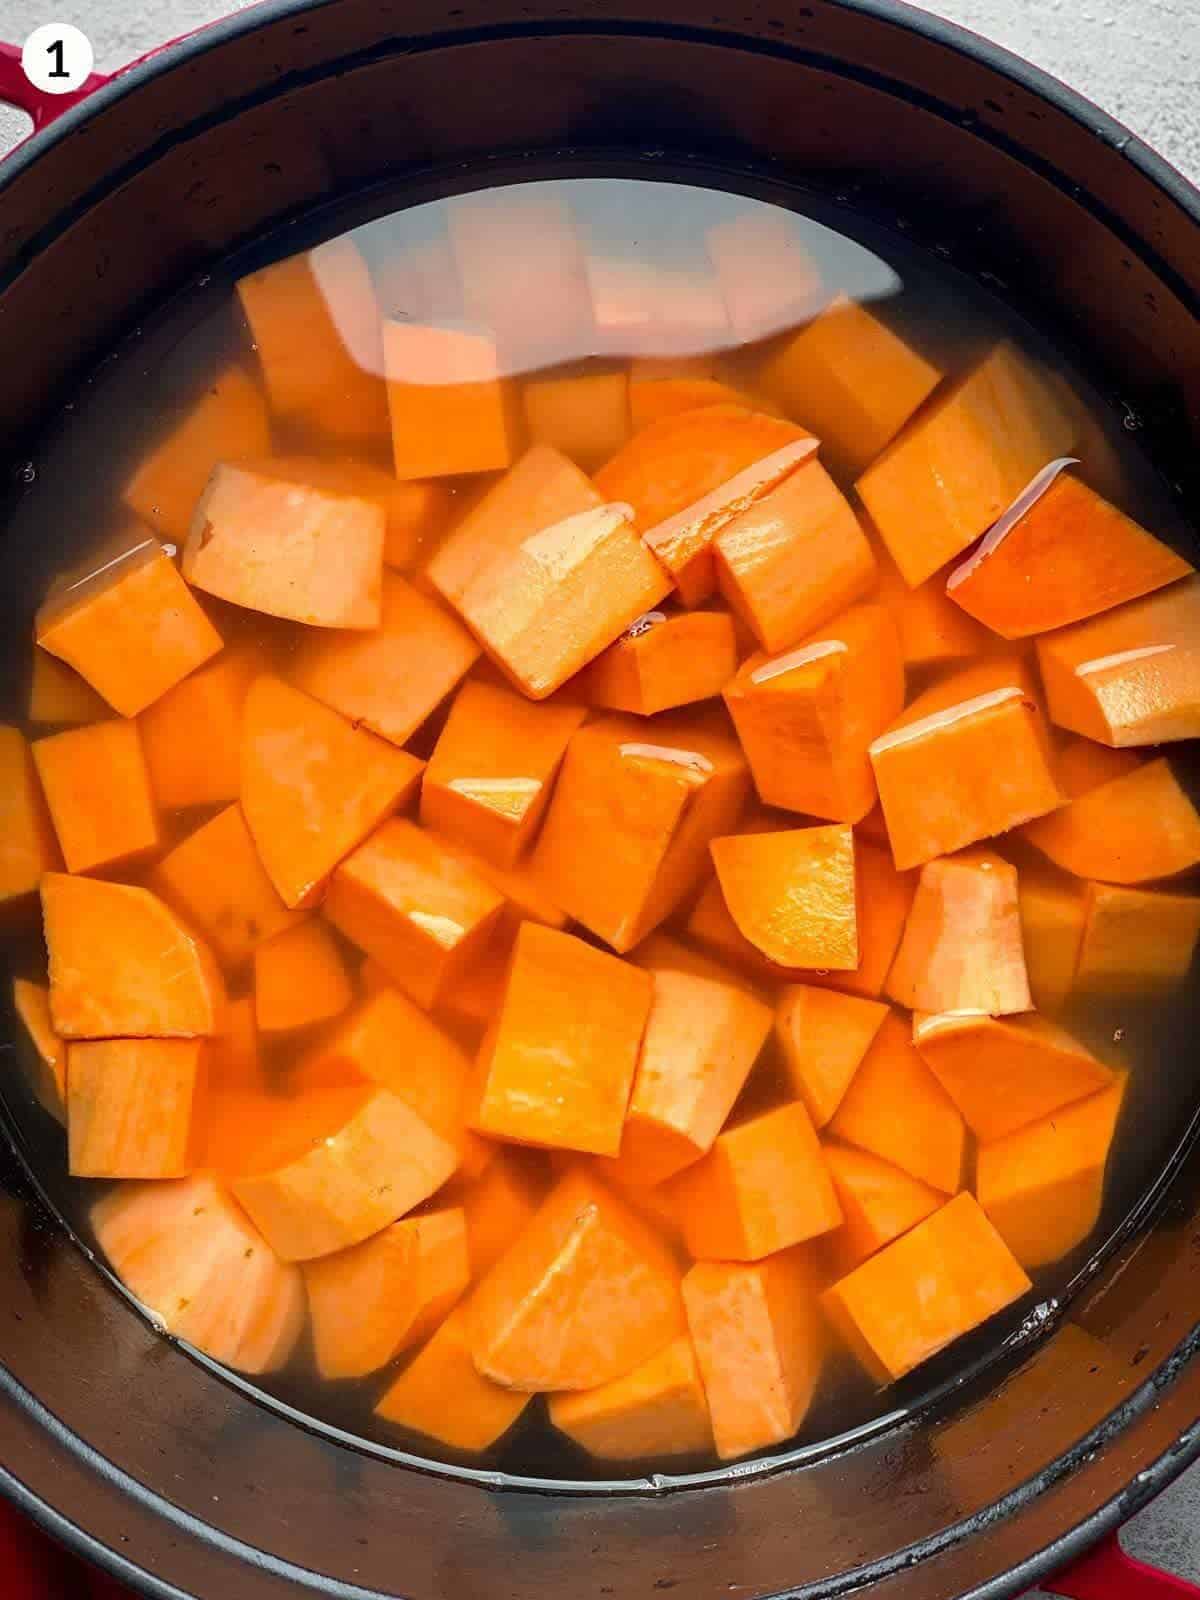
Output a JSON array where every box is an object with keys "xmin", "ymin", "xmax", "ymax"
[
  {"xmin": 420, "ymin": 678, "xmax": 585, "ymax": 867},
  {"xmin": 549, "ymin": 1335, "xmax": 712, "ymax": 1460},
  {"xmin": 666, "ymin": 1102, "xmax": 842, "ymax": 1260},
  {"xmin": 375, "ymin": 1305, "xmax": 533, "ymax": 1450},
  {"xmin": 886, "ymin": 849, "xmax": 1031, "ymax": 1016},
  {"xmin": 324, "ymin": 819, "xmax": 505, "ymax": 1010},
  {"xmin": 304, "ymin": 1206, "xmax": 469, "ymax": 1378},
  {"xmin": 138, "ymin": 649, "xmax": 255, "ymax": 811},
  {"xmin": 12, "ymin": 978, "xmax": 66, "ymax": 1123},
  {"xmin": 706, "ymin": 211, "xmax": 824, "ymax": 341},
  {"xmin": 28, "ymin": 652, "xmax": 107, "ymax": 726},
  {"xmin": 472, "ymin": 923, "xmax": 653, "ymax": 1158},
  {"xmin": 946, "ymin": 471, "xmax": 1192, "ymax": 638},
  {"xmin": 976, "ymin": 1077, "xmax": 1128, "ymax": 1268},
  {"xmin": 828, "ymin": 1010, "xmax": 965, "ymax": 1194},
  {"xmin": 822, "ymin": 1193, "xmax": 1031, "ymax": 1382},
  {"xmin": 1024, "ymin": 758, "xmax": 1200, "ymax": 883},
  {"xmin": 1054, "ymin": 735, "xmax": 1142, "ymax": 800},
  {"xmin": 683, "ymin": 1249, "xmax": 827, "ymax": 1460},
  {"xmin": 913, "ymin": 1012, "xmax": 1114, "ymax": 1142},
  {"xmin": 33, "ymin": 720, "xmax": 158, "ymax": 874},
  {"xmin": 292, "ymin": 572, "xmax": 478, "ymax": 748},
  {"xmin": 0, "ymin": 728, "xmax": 58, "ymax": 905},
  {"xmin": 236, "ymin": 238, "xmax": 388, "ymax": 447},
  {"xmin": 43, "ymin": 873, "xmax": 224, "ymax": 1039},
  {"xmin": 760, "ymin": 295, "xmax": 942, "ymax": 479},
  {"xmin": 254, "ymin": 920, "xmax": 353, "ymax": 1033},
  {"xmin": 523, "ymin": 369, "xmax": 630, "ymax": 471},
  {"xmin": 92, "ymin": 1173, "xmax": 305, "ymax": 1373},
  {"xmin": 207, "ymin": 995, "xmax": 263, "ymax": 1094},
  {"xmin": 383, "ymin": 320, "xmax": 517, "ymax": 479},
  {"xmin": 37, "ymin": 539, "xmax": 222, "ymax": 717},
  {"xmin": 1018, "ymin": 865, "xmax": 1087, "ymax": 1014},
  {"xmin": 874, "ymin": 558, "xmax": 992, "ymax": 668},
  {"xmin": 183, "ymin": 462, "xmax": 385, "ymax": 630},
  {"xmin": 532, "ymin": 712, "xmax": 749, "ymax": 952},
  {"xmin": 628, "ymin": 370, "xmax": 749, "ymax": 431},
  {"xmin": 241, "ymin": 676, "xmax": 423, "ymax": 910},
  {"xmin": 468, "ymin": 1170, "xmax": 684, "ymax": 1391},
  {"xmin": 1035, "ymin": 577, "xmax": 1200, "ymax": 746},
  {"xmin": 460, "ymin": 1152, "xmax": 546, "ymax": 1276},
  {"xmin": 724, "ymin": 602, "xmax": 905, "ymax": 822},
  {"xmin": 869, "ymin": 657, "xmax": 1063, "ymax": 870},
  {"xmin": 711, "ymin": 825, "xmax": 858, "ymax": 971},
  {"xmin": 124, "ymin": 363, "xmax": 272, "ymax": 539},
  {"xmin": 581, "ymin": 609, "xmax": 738, "ymax": 717},
  {"xmin": 68, "ymin": 1038, "xmax": 201, "ymax": 1179},
  {"xmin": 856, "ymin": 343, "xmax": 1075, "ymax": 587},
  {"xmin": 1074, "ymin": 883, "xmax": 1200, "ymax": 995},
  {"xmin": 821, "ymin": 1142, "xmax": 942, "ymax": 1277},
  {"xmin": 774, "ymin": 986, "xmax": 888, "ymax": 1128},
  {"xmin": 714, "ymin": 461, "xmax": 877, "ymax": 653}
]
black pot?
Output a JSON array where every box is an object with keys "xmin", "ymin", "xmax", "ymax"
[{"xmin": 2, "ymin": 4, "xmax": 1200, "ymax": 1597}]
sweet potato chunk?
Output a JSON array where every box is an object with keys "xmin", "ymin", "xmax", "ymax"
[
  {"xmin": 138, "ymin": 649, "xmax": 255, "ymax": 811},
  {"xmin": 68, "ymin": 1038, "xmax": 201, "ymax": 1178},
  {"xmin": 1054, "ymin": 736, "xmax": 1142, "ymax": 800},
  {"xmin": 549, "ymin": 1335, "xmax": 712, "ymax": 1461},
  {"xmin": 683, "ymin": 1250, "xmax": 827, "ymax": 1460},
  {"xmin": 874, "ymin": 558, "xmax": 992, "ymax": 668},
  {"xmin": 460, "ymin": 1152, "xmax": 546, "ymax": 1276},
  {"xmin": 822, "ymin": 1193, "xmax": 1031, "ymax": 1382},
  {"xmin": 375, "ymin": 1305, "xmax": 533, "ymax": 1450},
  {"xmin": 532, "ymin": 712, "xmax": 749, "ymax": 952},
  {"xmin": 207, "ymin": 995, "xmax": 264, "ymax": 1094},
  {"xmin": 292, "ymin": 572, "xmax": 478, "ymax": 748},
  {"xmin": 666, "ymin": 1102, "xmax": 842, "ymax": 1260},
  {"xmin": 469, "ymin": 1170, "xmax": 684, "ymax": 1391},
  {"xmin": 821, "ymin": 1142, "xmax": 942, "ymax": 1277},
  {"xmin": 581, "ymin": 609, "xmax": 738, "ymax": 717},
  {"xmin": 0, "ymin": 728, "xmax": 58, "ymax": 905},
  {"xmin": 523, "ymin": 368, "xmax": 630, "ymax": 471},
  {"xmin": 628, "ymin": 369, "xmax": 748, "ymax": 431},
  {"xmin": 12, "ymin": 979, "xmax": 66, "ymax": 1123},
  {"xmin": 724, "ymin": 602, "xmax": 904, "ymax": 822},
  {"xmin": 33, "ymin": 720, "xmax": 158, "ymax": 874},
  {"xmin": 472, "ymin": 924, "xmax": 653, "ymax": 1158},
  {"xmin": 241, "ymin": 676, "xmax": 423, "ymax": 909},
  {"xmin": 774, "ymin": 986, "xmax": 888, "ymax": 1128},
  {"xmin": 706, "ymin": 211, "xmax": 824, "ymax": 341},
  {"xmin": 383, "ymin": 320, "xmax": 517, "ymax": 479},
  {"xmin": 37, "ymin": 539, "xmax": 222, "ymax": 717},
  {"xmin": 183, "ymin": 462, "xmax": 384, "ymax": 630},
  {"xmin": 1035, "ymin": 577, "xmax": 1200, "ymax": 746},
  {"xmin": 254, "ymin": 920, "xmax": 353, "ymax": 1033},
  {"xmin": 304, "ymin": 1206, "xmax": 469, "ymax": 1378},
  {"xmin": 1024, "ymin": 758, "xmax": 1200, "ymax": 883},
  {"xmin": 1018, "ymin": 865, "xmax": 1088, "ymax": 1014},
  {"xmin": 43, "ymin": 873, "xmax": 224, "ymax": 1039},
  {"xmin": 828, "ymin": 1010, "xmax": 965, "ymax": 1194},
  {"xmin": 886, "ymin": 849, "xmax": 1031, "ymax": 1016},
  {"xmin": 1074, "ymin": 883, "xmax": 1200, "ymax": 995},
  {"xmin": 856, "ymin": 343, "xmax": 1075, "ymax": 587},
  {"xmin": 28, "ymin": 652, "xmax": 108, "ymax": 727},
  {"xmin": 92, "ymin": 1173, "xmax": 305, "ymax": 1374},
  {"xmin": 711, "ymin": 825, "xmax": 858, "ymax": 971}
]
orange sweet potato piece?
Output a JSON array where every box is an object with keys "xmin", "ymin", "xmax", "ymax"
[
  {"xmin": 33, "ymin": 720, "xmax": 158, "ymax": 874},
  {"xmin": 1024, "ymin": 758, "xmax": 1200, "ymax": 883},
  {"xmin": 292, "ymin": 572, "xmax": 478, "ymax": 748},
  {"xmin": 383, "ymin": 320, "xmax": 517, "ymax": 479},
  {"xmin": 420, "ymin": 678, "xmax": 585, "ymax": 867},
  {"xmin": 822, "ymin": 1193, "xmax": 1031, "ymax": 1382},
  {"xmin": 828, "ymin": 1010, "xmax": 965, "ymax": 1194},
  {"xmin": 711, "ymin": 825, "xmax": 858, "ymax": 971},
  {"xmin": 724, "ymin": 602, "xmax": 904, "ymax": 822},
  {"xmin": 468, "ymin": 1170, "xmax": 684, "ymax": 1390},
  {"xmin": 683, "ymin": 1249, "xmax": 827, "ymax": 1460},
  {"xmin": 242, "ymin": 676, "xmax": 422, "ymax": 910},
  {"xmin": 92, "ymin": 1173, "xmax": 305, "ymax": 1373},
  {"xmin": 774, "ymin": 986, "xmax": 888, "ymax": 1128},
  {"xmin": 976, "ymin": 1077, "xmax": 1128, "ymax": 1269},
  {"xmin": 183, "ymin": 463, "xmax": 384, "ymax": 629},
  {"xmin": 581, "ymin": 609, "xmax": 739, "ymax": 716},
  {"xmin": 460, "ymin": 1152, "xmax": 547, "ymax": 1276},
  {"xmin": 324, "ymin": 819, "xmax": 505, "ymax": 1010},
  {"xmin": 472, "ymin": 924, "xmax": 653, "ymax": 1157},
  {"xmin": 523, "ymin": 369, "xmax": 630, "ymax": 471},
  {"xmin": 886, "ymin": 849, "xmax": 1031, "ymax": 1015},
  {"xmin": 1035, "ymin": 577, "xmax": 1200, "ymax": 746},
  {"xmin": 68, "ymin": 1038, "xmax": 202, "ymax": 1179},
  {"xmin": 627, "ymin": 372, "xmax": 749, "ymax": 432},
  {"xmin": 43, "ymin": 873, "xmax": 224, "ymax": 1038},
  {"xmin": 666, "ymin": 1102, "xmax": 842, "ymax": 1260},
  {"xmin": 714, "ymin": 460, "xmax": 878, "ymax": 652},
  {"xmin": 760, "ymin": 294, "xmax": 942, "ymax": 479},
  {"xmin": 375, "ymin": 1304, "xmax": 533, "ymax": 1450},
  {"xmin": 12, "ymin": 978, "xmax": 66, "ymax": 1123},
  {"xmin": 236, "ymin": 237, "xmax": 388, "ymax": 447},
  {"xmin": 123, "ymin": 363, "xmax": 272, "ymax": 539},
  {"xmin": 37, "ymin": 539, "xmax": 222, "ymax": 717},
  {"xmin": 549, "ymin": 1335, "xmax": 712, "ymax": 1460},
  {"xmin": 706, "ymin": 211, "xmax": 824, "ymax": 341},
  {"xmin": 856, "ymin": 342, "xmax": 1075, "ymax": 587},
  {"xmin": 1054, "ymin": 736, "xmax": 1142, "ymax": 800},
  {"xmin": 304, "ymin": 1206, "xmax": 469, "ymax": 1378},
  {"xmin": 28, "ymin": 652, "xmax": 107, "ymax": 726},
  {"xmin": 821, "ymin": 1142, "xmax": 942, "ymax": 1277},
  {"xmin": 869, "ymin": 657, "xmax": 1063, "ymax": 870},
  {"xmin": 1018, "ymin": 865, "xmax": 1087, "ymax": 1014},
  {"xmin": 1075, "ymin": 883, "xmax": 1200, "ymax": 995},
  {"xmin": 207, "ymin": 995, "xmax": 263, "ymax": 1094},
  {"xmin": 532, "ymin": 712, "xmax": 749, "ymax": 952},
  {"xmin": 1, "ymin": 728, "xmax": 58, "ymax": 905},
  {"xmin": 254, "ymin": 920, "xmax": 353, "ymax": 1033},
  {"xmin": 138, "ymin": 649, "xmax": 255, "ymax": 811},
  {"xmin": 874, "ymin": 558, "xmax": 992, "ymax": 668},
  {"xmin": 913, "ymin": 1011, "xmax": 1114, "ymax": 1143}
]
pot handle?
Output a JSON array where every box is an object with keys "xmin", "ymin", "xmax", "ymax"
[
  {"xmin": 0, "ymin": 40, "xmax": 110, "ymax": 132},
  {"xmin": 1045, "ymin": 1532, "xmax": 1200, "ymax": 1598}
]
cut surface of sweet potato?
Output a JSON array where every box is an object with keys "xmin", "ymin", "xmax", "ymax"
[
  {"xmin": 384, "ymin": 320, "xmax": 517, "ymax": 480},
  {"xmin": 821, "ymin": 1142, "xmax": 943, "ymax": 1278},
  {"xmin": 711, "ymin": 825, "xmax": 858, "ymax": 971},
  {"xmin": 1074, "ymin": 883, "xmax": 1200, "ymax": 995},
  {"xmin": 0, "ymin": 727, "xmax": 58, "ymax": 905},
  {"xmin": 581, "ymin": 609, "xmax": 739, "ymax": 717},
  {"xmin": 68, "ymin": 1038, "xmax": 201, "ymax": 1179},
  {"xmin": 523, "ymin": 368, "xmax": 630, "ymax": 471},
  {"xmin": 549, "ymin": 1335, "xmax": 712, "ymax": 1460},
  {"xmin": 1024, "ymin": 758, "xmax": 1200, "ymax": 884},
  {"xmin": 138, "ymin": 649, "xmax": 255, "ymax": 812},
  {"xmin": 12, "ymin": 979, "xmax": 66, "ymax": 1123},
  {"xmin": 33, "ymin": 719, "xmax": 158, "ymax": 875},
  {"xmin": 774, "ymin": 985, "xmax": 888, "ymax": 1128},
  {"xmin": 28, "ymin": 652, "xmax": 107, "ymax": 727},
  {"xmin": 254, "ymin": 919, "xmax": 353, "ymax": 1033},
  {"xmin": 375, "ymin": 1305, "xmax": 533, "ymax": 1450}
]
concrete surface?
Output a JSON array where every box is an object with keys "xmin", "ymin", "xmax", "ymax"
[{"xmin": 1, "ymin": 0, "xmax": 1198, "ymax": 1591}]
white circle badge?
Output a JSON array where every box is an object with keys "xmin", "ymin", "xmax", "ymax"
[{"xmin": 22, "ymin": 23, "xmax": 95, "ymax": 94}]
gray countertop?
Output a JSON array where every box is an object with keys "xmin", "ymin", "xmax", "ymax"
[{"xmin": 1, "ymin": 0, "xmax": 1197, "ymax": 1591}]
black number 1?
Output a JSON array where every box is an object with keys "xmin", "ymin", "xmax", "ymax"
[{"xmin": 46, "ymin": 38, "xmax": 68, "ymax": 79}]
